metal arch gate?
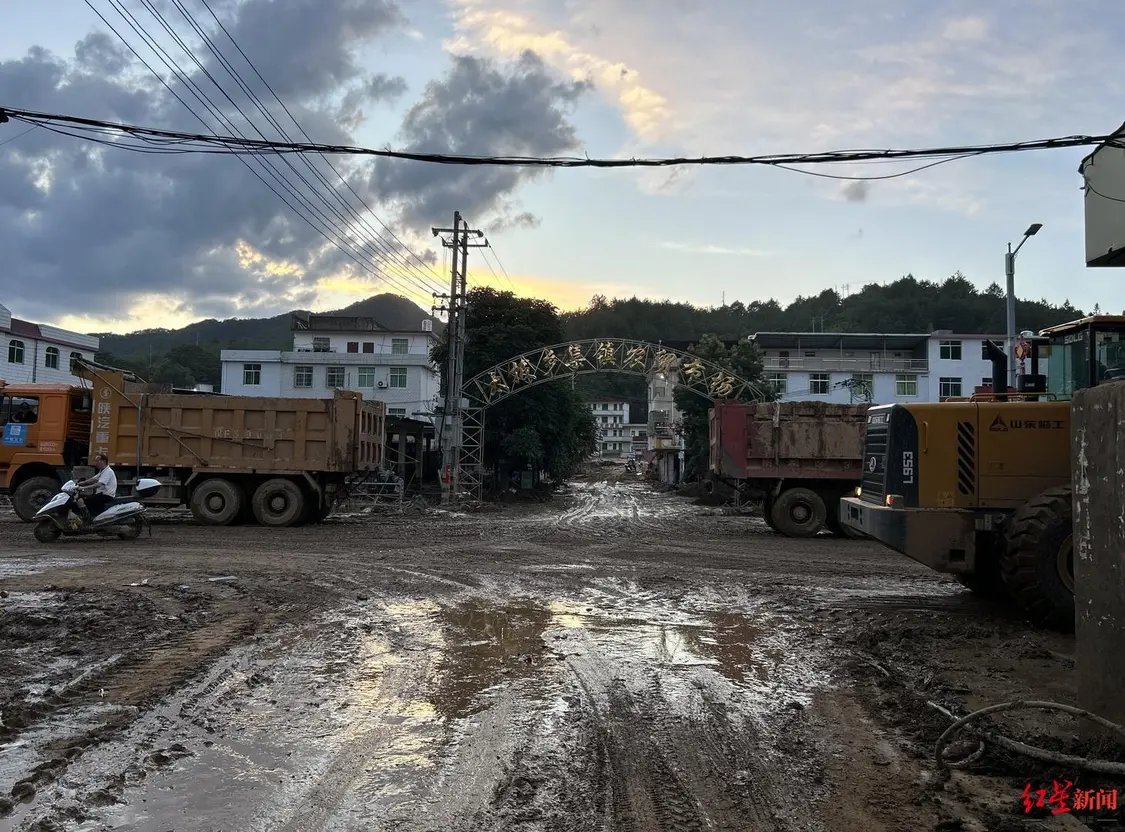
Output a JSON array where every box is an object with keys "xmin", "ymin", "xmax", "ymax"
[{"xmin": 454, "ymin": 339, "xmax": 769, "ymax": 503}]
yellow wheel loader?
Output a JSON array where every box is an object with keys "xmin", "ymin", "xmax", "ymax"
[{"xmin": 840, "ymin": 315, "xmax": 1125, "ymax": 633}]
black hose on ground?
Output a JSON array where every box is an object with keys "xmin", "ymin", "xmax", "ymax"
[{"xmin": 934, "ymin": 700, "xmax": 1125, "ymax": 781}]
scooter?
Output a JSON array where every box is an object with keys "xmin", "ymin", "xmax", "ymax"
[{"xmin": 32, "ymin": 478, "xmax": 162, "ymax": 543}]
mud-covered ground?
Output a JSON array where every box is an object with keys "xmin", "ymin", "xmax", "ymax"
[{"xmin": 1, "ymin": 478, "xmax": 1122, "ymax": 831}]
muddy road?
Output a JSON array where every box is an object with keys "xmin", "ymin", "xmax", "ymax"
[{"xmin": 0, "ymin": 480, "xmax": 1119, "ymax": 831}]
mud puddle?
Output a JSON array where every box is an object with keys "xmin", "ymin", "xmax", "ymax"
[{"xmin": 0, "ymin": 556, "xmax": 104, "ymax": 578}]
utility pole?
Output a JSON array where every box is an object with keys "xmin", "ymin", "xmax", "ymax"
[
  {"xmin": 1004, "ymin": 223, "xmax": 1042, "ymax": 389},
  {"xmin": 431, "ymin": 211, "xmax": 486, "ymax": 504}
]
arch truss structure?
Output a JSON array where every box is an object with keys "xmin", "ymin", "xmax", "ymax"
[
  {"xmin": 453, "ymin": 339, "xmax": 768, "ymax": 502},
  {"xmin": 460, "ymin": 338, "xmax": 768, "ymax": 409}
]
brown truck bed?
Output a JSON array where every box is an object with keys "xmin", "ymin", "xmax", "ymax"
[{"xmin": 709, "ymin": 400, "xmax": 868, "ymax": 482}]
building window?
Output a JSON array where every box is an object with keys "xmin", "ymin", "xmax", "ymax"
[
  {"xmin": 243, "ymin": 363, "xmax": 261, "ymax": 385},
  {"xmin": 389, "ymin": 367, "xmax": 408, "ymax": 388},
  {"xmin": 981, "ymin": 342, "xmax": 991, "ymax": 361},
  {"xmin": 44, "ymin": 346, "xmax": 60, "ymax": 369},
  {"xmin": 294, "ymin": 365, "xmax": 313, "ymax": 388},
  {"xmin": 809, "ymin": 373, "xmax": 830, "ymax": 395},
  {"xmin": 357, "ymin": 366, "xmax": 376, "ymax": 387},
  {"xmin": 766, "ymin": 373, "xmax": 787, "ymax": 395},
  {"xmin": 362, "ymin": 342, "xmax": 375, "ymax": 353},
  {"xmin": 895, "ymin": 374, "xmax": 918, "ymax": 397},
  {"xmin": 391, "ymin": 338, "xmax": 409, "ymax": 355},
  {"xmin": 8, "ymin": 339, "xmax": 25, "ymax": 364},
  {"xmin": 939, "ymin": 377, "xmax": 963, "ymax": 399},
  {"xmin": 70, "ymin": 351, "xmax": 83, "ymax": 371},
  {"xmin": 981, "ymin": 377, "xmax": 993, "ymax": 389},
  {"xmin": 346, "ymin": 341, "xmax": 359, "ymax": 353},
  {"xmin": 326, "ymin": 366, "xmax": 346, "ymax": 387},
  {"xmin": 312, "ymin": 336, "xmax": 331, "ymax": 352},
  {"xmin": 939, "ymin": 340, "xmax": 962, "ymax": 360},
  {"xmin": 388, "ymin": 407, "xmax": 407, "ymax": 417},
  {"xmin": 654, "ymin": 386, "xmax": 666, "ymax": 398}
]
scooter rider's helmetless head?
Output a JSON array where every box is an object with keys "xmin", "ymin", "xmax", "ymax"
[{"xmin": 94, "ymin": 453, "xmax": 108, "ymax": 470}]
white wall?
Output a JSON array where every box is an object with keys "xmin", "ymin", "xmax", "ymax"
[
  {"xmin": 1082, "ymin": 141, "xmax": 1125, "ymax": 267},
  {"xmin": 220, "ymin": 349, "xmax": 440, "ymax": 422},
  {"xmin": 0, "ymin": 305, "xmax": 100, "ymax": 385}
]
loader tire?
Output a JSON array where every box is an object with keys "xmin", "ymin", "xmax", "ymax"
[
  {"xmin": 189, "ymin": 478, "xmax": 245, "ymax": 526},
  {"xmin": 252, "ymin": 478, "xmax": 306, "ymax": 527},
  {"xmin": 1001, "ymin": 486, "xmax": 1074, "ymax": 633},
  {"xmin": 770, "ymin": 487, "xmax": 827, "ymax": 538},
  {"xmin": 13, "ymin": 476, "xmax": 61, "ymax": 521}
]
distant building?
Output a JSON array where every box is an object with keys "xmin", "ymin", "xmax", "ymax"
[
  {"xmin": 0, "ymin": 302, "xmax": 99, "ymax": 386},
  {"xmin": 748, "ymin": 329, "xmax": 1031, "ymax": 404},
  {"xmin": 647, "ymin": 367, "xmax": 684, "ymax": 484},
  {"xmin": 590, "ymin": 400, "xmax": 631, "ymax": 456},
  {"xmin": 219, "ymin": 312, "xmax": 441, "ymax": 422}
]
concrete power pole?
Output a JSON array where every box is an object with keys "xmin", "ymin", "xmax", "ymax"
[{"xmin": 431, "ymin": 212, "xmax": 486, "ymax": 504}]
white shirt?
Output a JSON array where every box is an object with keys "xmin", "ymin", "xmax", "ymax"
[{"xmin": 94, "ymin": 466, "xmax": 117, "ymax": 497}]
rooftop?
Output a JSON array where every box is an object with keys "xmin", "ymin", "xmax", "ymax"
[
  {"xmin": 749, "ymin": 332, "xmax": 931, "ymax": 351},
  {"xmin": 291, "ymin": 312, "xmax": 437, "ymax": 334}
]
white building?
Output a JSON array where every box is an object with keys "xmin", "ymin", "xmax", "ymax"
[
  {"xmin": 648, "ymin": 367, "xmax": 684, "ymax": 483},
  {"xmin": 220, "ymin": 312, "xmax": 441, "ymax": 422},
  {"xmin": 590, "ymin": 400, "xmax": 631, "ymax": 456},
  {"xmin": 749, "ymin": 330, "xmax": 1029, "ymax": 405},
  {"xmin": 0, "ymin": 303, "xmax": 100, "ymax": 385}
]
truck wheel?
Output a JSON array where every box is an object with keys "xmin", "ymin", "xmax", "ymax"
[
  {"xmin": 34, "ymin": 519, "xmax": 61, "ymax": 543},
  {"xmin": 770, "ymin": 487, "xmax": 827, "ymax": 538},
  {"xmin": 252, "ymin": 478, "xmax": 306, "ymax": 527},
  {"xmin": 189, "ymin": 478, "xmax": 245, "ymax": 526},
  {"xmin": 13, "ymin": 476, "xmax": 61, "ymax": 521},
  {"xmin": 761, "ymin": 496, "xmax": 779, "ymax": 532},
  {"xmin": 1001, "ymin": 486, "xmax": 1074, "ymax": 633}
]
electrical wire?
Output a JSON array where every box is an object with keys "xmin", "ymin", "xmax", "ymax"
[
  {"xmin": 182, "ymin": 0, "xmax": 444, "ymax": 293},
  {"xmin": 78, "ymin": 0, "xmax": 437, "ymax": 306},
  {"xmin": 129, "ymin": 0, "xmax": 440, "ymax": 302},
  {"xmin": 0, "ymin": 123, "xmax": 40, "ymax": 148},
  {"xmin": 2, "ymin": 104, "xmax": 1117, "ymax": 169}
]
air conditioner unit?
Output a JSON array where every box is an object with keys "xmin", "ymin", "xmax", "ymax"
[{"xmin": 377, "ymin": 381, "xmax": 388, "ymax": 389}]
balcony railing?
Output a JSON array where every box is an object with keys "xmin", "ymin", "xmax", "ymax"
[{"xmin": 762, "ymin": 357, "xmax": 929, "ymax": 374}]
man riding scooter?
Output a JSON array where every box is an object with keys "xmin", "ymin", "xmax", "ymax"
[{"xmin": 73, "ymin": 453, "xmax": 117, "ymax": 522}]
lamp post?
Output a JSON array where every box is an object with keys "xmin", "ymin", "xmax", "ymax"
[{"xmin": 1005, "ymin": 222, "xmax": 1043, "ymax": 388}]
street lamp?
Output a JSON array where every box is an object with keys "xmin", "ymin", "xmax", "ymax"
[{"xmin": 1005, "ymin": 223, "xmax": 1043, "ymax": 387}]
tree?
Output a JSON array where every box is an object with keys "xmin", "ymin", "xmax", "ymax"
[
  {"xmin": 673, "ymin": 334, "xmax": 772, "ymax": 482},
  {"xmin": 431, "ymin": 288, "xmax": 596, "ymax": 489}
]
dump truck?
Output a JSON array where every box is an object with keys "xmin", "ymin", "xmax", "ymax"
[
  {"xmin": 709, "ymin": 400, "xmax": 869, "ymax": 537},
  {"xmin": 1, "ymin": 361, "xmax": 385, "ymax": 527},
  {"xmin": 840, "ymin": 316, "xmax": 1125, "ymax": 632}
]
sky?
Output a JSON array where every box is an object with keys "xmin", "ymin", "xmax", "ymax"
[{"xmin": 1, "ymin": 0, "xmax": 1124, "ymax": 335}]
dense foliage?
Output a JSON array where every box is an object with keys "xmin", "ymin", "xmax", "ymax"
[
  {"xmin": 92, "ymin": 273, "xmax": 1087, "ymax": 398},
  {"xmin": 430, "ymin": 288, "xmax": 598, "ymax": 485}
]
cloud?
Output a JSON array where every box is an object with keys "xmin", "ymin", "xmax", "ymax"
[
  {"xmin": 0, "ymin": 0, "xmax": 414, "ymax": 325},
  {"xmin": 366, "ymin": 50, "xmax": 590, "ymax": 230},
  {"xmin": 659, "ymin": 242, "xmax": 771, "ymax": 257},
  {"xmin": 445, "ymin": 0, "xmax": 673, "ymax": 143},
  {"xmin": 841, "ymin": 180, "xmax": 870, "ymax": 203}
]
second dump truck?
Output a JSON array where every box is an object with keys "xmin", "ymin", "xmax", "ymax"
[
  {"xmin": 709, "ymin": 400, "xmax": 868, "ymax": 537},
  {"xmin": 1, "ymin": 361, "xmax": 385, "ymax": 527}
]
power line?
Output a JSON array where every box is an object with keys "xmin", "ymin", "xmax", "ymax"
[
  {"xmin": 2, "ymin": 104, "xmax": 1119, "ymax": 168},
  {"xmin": 132, "ymin": 0, "xmax": 441, "ymax": 299},
  {"xmin": 185, "ymin": 0, "xmax": 444, "ymax": 292},
  {"xmin": 76, "ymin": 0, "xmax": 438, "ymax": 305}
]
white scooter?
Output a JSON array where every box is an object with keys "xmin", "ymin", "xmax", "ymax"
[{"xmin": 32, "ymin": 478, "xmax": 162, "ymax": 543}]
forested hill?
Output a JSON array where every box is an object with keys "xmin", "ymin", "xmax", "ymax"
[
  {"xmin": 91, "ymin": 273, "xmax": 1087, "ymax": 390},
  {"xmin": 562, "ymin": 273, "xmax": 1086, "ymax": 342}
]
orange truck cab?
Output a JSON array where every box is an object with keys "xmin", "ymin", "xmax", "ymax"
[{"xmin": 1, "ymin": 379, "xmax": 96, "ymax": 519}]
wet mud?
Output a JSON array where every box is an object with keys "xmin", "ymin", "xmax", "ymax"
[{"xmin": 0, "ymin": 480, "xmax": 1119, "ymax": 830}]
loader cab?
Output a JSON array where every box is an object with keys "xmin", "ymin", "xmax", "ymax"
[{"xmin": 1039, "ymin": 315, "xmax": 1125, "ymax": 399}]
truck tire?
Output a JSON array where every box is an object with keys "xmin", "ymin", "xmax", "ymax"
[
  {"xmin": 13, "ymin": 476, "xmax": 61, "ymax": 521},
  {"xmin": 761, "ymin": 496, "xmax": 779, "ymax": 532},
  {"xmin": 770, "ymin": 487, "xmax": 827, "ymax": 538},
  {"xmin": 252, "ymin": 478, "xmax": 306, "ymax": 527},
  {"xmin": 189, "ymin": 478, "xmax": 245, "ymax": 526},
  {"xmin": 1001, "ymin": 486, "xmax": 1074, "ymax": 633}
]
